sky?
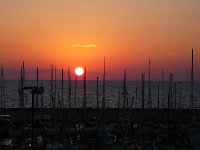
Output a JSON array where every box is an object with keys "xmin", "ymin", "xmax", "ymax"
[{"xmin": 0, "ymin": 0, "xmax": 200, "ymax": 80}]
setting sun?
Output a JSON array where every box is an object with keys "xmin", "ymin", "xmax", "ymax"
[{"xmin": 75, "ymin": 67, "xmax": 84, "ymax": 76}]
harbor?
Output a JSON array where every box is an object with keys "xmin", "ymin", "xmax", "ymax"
[{"xmin": 0, "ymin": 108, "xmax": 200, "ymax": 149}]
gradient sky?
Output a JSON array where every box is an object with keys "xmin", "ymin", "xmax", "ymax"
[{"xmin": 0, "ymin": 0, "xmax": 200, "ymax": 80}]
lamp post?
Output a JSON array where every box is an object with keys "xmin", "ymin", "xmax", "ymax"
[{"xmin": 24, "ymin": 86, "xmax": 44, "ymax": 149}]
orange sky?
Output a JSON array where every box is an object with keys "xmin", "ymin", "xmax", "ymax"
[{"xmin": 0, "ymin": 0, "xmax": 200, "ymax": 80}]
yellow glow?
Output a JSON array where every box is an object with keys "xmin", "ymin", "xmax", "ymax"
[{"xmin": 75, "ymin": 67, "xmax": 84, "ymax": 76}]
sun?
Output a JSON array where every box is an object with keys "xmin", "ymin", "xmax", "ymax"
[{"xmin": 75, "ymin": 67, "xmax": 84, "ymax": 76}]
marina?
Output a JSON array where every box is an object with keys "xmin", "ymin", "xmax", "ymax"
[{"xmin": 0, "ymin": 108, "xmax": 200, "ymax": 149}]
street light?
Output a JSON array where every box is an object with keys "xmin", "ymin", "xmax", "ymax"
[{"xmin": 24, "ymin": 86, "xmax": 44, "ymax": 149}]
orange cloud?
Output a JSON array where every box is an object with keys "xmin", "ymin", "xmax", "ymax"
[{"xmin": 72, "ymin": 44, "xmax": 96, "ymax": 48}]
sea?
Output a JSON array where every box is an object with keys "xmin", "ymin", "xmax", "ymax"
[{"xmin": 1, "ymin": 80, "xmax": 200, "ymax": 109}]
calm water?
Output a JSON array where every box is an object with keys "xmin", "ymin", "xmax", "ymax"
[{"xmin": 1, "ymin": 80, "xmax": 200, "ymax": 109}]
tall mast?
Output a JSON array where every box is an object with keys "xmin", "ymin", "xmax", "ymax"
[
  {"xmin": 61, "ymin": 69, "xmax": 64, "ymax": 139},
  {"xmin": 162, "ymin": 71, "xmax": 165, "ymax": 109},
  {"xmin": 54, "ymin": 67, "xmax": 57, "ymax": 108},
  {"xmin": 68, "ymin": 68, "xmax": 71, "ymax": 109},
  {"xmin": 102, "ymin": 57, "xmax": 105, "ymax": 109},
  {"xmin": 36, "ymin": 66, "xmax": 39, "ymax": 108},
  {"xmin": 23, "ymin": 61, "xmax": 25, "ymax": 83},
  {"xmin": 1, "ymin": 66, "xmax": 3, "ymax": 108},
  {"xmin": 158, "ymin": 85, "xmax": 160, "ymax": 109},
  {"xmin": 23, "ymin": 62, "xmax": 25, "ymax": 107},
  {"xmin": 148, "ymin": 59, "xmax": 151, "ymax": 109},
  {"xmin": 123, "ymin": 69, "xmax": 126, "ymax": 108},
  {"xmin": 83, "ymin": 67, "xmax": 86, "ymax": 109},
  {"xmin": 74, "ymin": 75, "xmax": 77, "ymax": 108},
  {"xmin": 135, "ymin": 86, "xmax": 138, "ymax": 108},
  {"xmin": 170, "ymin": 73, "xmax": 173, "ymax": 109},
  {"xmin": 2, "ymin": 66, "xmax": 5, "ymax": 108},
  {"xmin": 19, "ymin": 65, "xmax": 24, "ymax": 108},
  {"xmin": 168, "ymin": 73, "xmax": 173, "ymax": 110},
  {"xmin": 50, "ymin": 66, "xmax": 53, "ymax": 108},
  {"xmin": 97, "ymin": 77, "xmax": 99, "ymax": 109},
  {"xmin": 61, "ymin": 69, "xmax": 64, "ymax": 108},
  {"xmin": 83, "ymin": 67, "xmax": 87, "ymax": 124},
  {"xmin": 190, "ymin": 49, "xmax": 194, "ymax": 109},
  {"xmin": 142, "ymin": 73, "xmax": 145, "ymax": 109},
  {"xmin": 102, "ymin": 58, "xmax": 106, "ymax": 126}
]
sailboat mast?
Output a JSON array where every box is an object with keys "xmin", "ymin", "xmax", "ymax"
[
  {"xmin": 36, "ymin": 66, "xmax": 39, "ymax": 108},
  {"xmin": 68, "ymin": 68, "xmax": 71, "ymax": 109},
  {"xmin": 148, "ymin": 59, "xmax": 151, "ymax": 109},
  {"xmin": 50, "ymin": 65, "xmax": 53, "ymax": 108},
  {"xmin": 83, "ymin": 67, "xmax": 86, "ymax": 109},
  {"xmin": 190, "ymin": 49, "xmax": 194, "ymax": 109},
  {"xmin": 54, "ymin": 67, "xmax": 57, "ymax": 108},
  {"xmin": 142, "ymin": 73, "xmax": 145, "ymax": 109},
  {"xmin": 162, "ymin": 71, "xmax": 164, "ymax": 109},
  {"xmin": 123, "ymin": 69, "xmax": 126, "ymax": 108},
  {"xmin": 1, "ymin": 66, "xmax": 3, "ymax": 108},
  {"xmin": 22, "ymin": 62, "xmax": 25, "ymax": 108},
  {"xmin": 97, "ymin": 77, "xmax": 99, "ymax": 109},
  {"xmin": 102, "ymin": 58, "xmax": 106, "ymax": 126},
  {"xmin": 74, "ymin": 75, "xmax": 77, "ymax": 108},
  {"xmin": 19, "ymin": 66, "xmax": 24, "ymax": 108},
  {"xmin": 2, "ymin": 66, "xmax": 5, "ymax": 108},
  {"xmin": 61, "ymin": 69, "xmax": 64, "ymax": 108},
  {"xmin": 102, "ymin": 57, "xmax": 105, "ymax": 109}
]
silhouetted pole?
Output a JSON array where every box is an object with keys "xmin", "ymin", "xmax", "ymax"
[
  {"xmin": 2, "ymin": 66, "xmax": 5, "ymax": 108},
  {"xmin": 54, "ymin": 67, "xmax": 57, "ymax": 126},
  {"xmin": 31, "ymin": 92, "xmax": 35, "ymax": 150},
  {"xmin": 162, "ymin": 71, "xmax": 165, "ymax": 109},
  {"xmin": 142, "ymin": 73, "xmax": 145, "ymax": 109},
  {"xmin": 136, "ymin": 86, "xmax": 138, "ymax": 108},
  {"xmin": 50, "ymin": 65, "xmax": 54, "ymax": 126},
  {"xmin": 190, "ymin": 49, "xmax": 194, "ymax": 109},
  {"xmin": 158, "ymin": 85, "xmax": 160, "ymax": 109},
  {"xmin": 102, "ymin": 57, "xmax": 105, "ymax": 109},
  {"xmin": 83, "ymin": 67, "xmax": 86, "ymax": 109},
  {"xmin": 170, "ymin": 74, "xmax": 173, "ymax": 109},
  {"xmin": 41, "ymin": 82, "xmax": 43, "ymax": 109},
  {"xmin": 68, "ymin": 68, "xmax": 71, "ymax": 127},
  {"xmin": 168, "ymin": 73, "xmax": 173, "ymax": 119},
  {"xmin": 83, "ymin": 67, "xmax": 87, "ymax": 123},
  {"xmin": 118, "ymin": 89, "xmax": 120, "ymax": 109},
  {"xmin": 102, "ymin": 57, "xmax": 106, "ymax": 127},
  {"xmin": 54, "ymin": 67, "xmax": 57, "ymax": 108},
  {"xmin": 167, "ymin": 73, "xmax": 173, "ymax": 148},
  {"xmin": 61, "ymin": 69, "xmax": 64, "ymax": 135},
  {"xmin": 179, "ymin": 88, "xmax": 182, "ymax": 109},
  {"xmin": 97, "ymin": 77, "xmax": 99, "ymax": 109},
  {"xmin": 22, "ymin": 62, "xmax": 25, "ymax": 108},
  {"xmin": 174, "ymin": 83, "xmax": 177, "ymax": 109},
  {"xmin": 50, "ymin": 66, "xmax": 53, "ymax": 108},
  {"xmin": 148, "ymin": 59, "xmax": 151, "ymax": 109},
  {"xmin": 36, "ymin": 67, "xmax": 39, "ymax": 108},
  {"xmin": 74, "ymin": 75, "xmax": 77, "ymax": 108},
  {"xmin": 61, "ymin": 69, "xmax": 64, "ymax": 108},
  {"xmin": 19, "ymin": 66, "xmax": 24, "ymax": 108},
  {"xmin": 0, "ymin": 66, "xmax": 3, "ymax": 108},
  {"xmin": 123, "ymin": 69, "xmax": 126, "ymax": 108},
  {"xmin": 158, "ymin": 85, "xmax": 160, "ymax": 122},
  {"xmin": 68, "ymin": 68, "xmax": 71, "ymax": 109},
  {"xmin": 18, "ymin": 62, "xmax": 25, "ymax": 108},
  {"xmin": 23, "ymin": 61, "xmax": 25, "ymax": 84}
]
